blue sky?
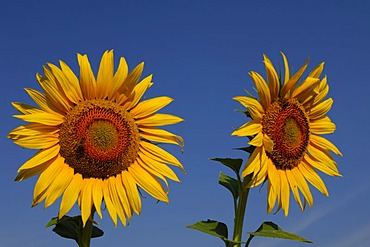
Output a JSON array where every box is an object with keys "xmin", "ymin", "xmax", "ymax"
[{"xmin": 0, "ymin": 0, "xmax": 369, "ymax": 246}]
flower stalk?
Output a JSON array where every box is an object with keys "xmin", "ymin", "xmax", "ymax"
[
  {"xmin": 80, "ymin": 208, "xmax": 95, "ymax": 247},
  {"xmin": 232, "ymin": 179, "xmax": 250, "ymax": 247}
]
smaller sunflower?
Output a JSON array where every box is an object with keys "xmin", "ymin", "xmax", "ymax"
[
  {"xmin": 9, "ymin": 50, "xmax": 184, "ymax": 226},
  {"xmin": 232, "ymin": 53, "xmax": 342, "ymax": 216}
]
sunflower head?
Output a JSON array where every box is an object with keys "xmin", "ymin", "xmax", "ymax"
[
  {"xmin": 8, "ymin": 50, "xmax": 185, "ymax": 226},
  {"xmin": 232, "ymin": 53, "xmax": 342, "ymax": 216}
]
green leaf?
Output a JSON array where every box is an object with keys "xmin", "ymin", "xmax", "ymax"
[
  {"xmin": 211, "ymin": 158, "xmax": 243, "ymax": 175},
  {"xmin": 235, "ymin": 109, "xmax": 251, "ymax": 118},
  {"xmin": 247, "ymin": 221, "xmax": 312, "ymax": 244},
  {"xmin": 233, "ymin": 145, "xmax": 255, "ymax": 154},
  {"xmin": 52, "ymin": 217, "xmax": 80, "ymax": 242},
  {"xmin": 187, "ymin": 220, "xmax": 228, "ymax": 240},
  {"xmin": 45, "ymin": 217, "xmax": 59, "ymax": 228},
  {"xmin": 91, "ymin": 225, "xmax": 104, "ymax": 239},
  {"xmin": 46, "ymin": 215, "xmax": 104, "ymax": 243},
  {"xmin": 242, "ymin": 173, "xmax": 254, "ymax": 187},
  {"xmin": 243, "ymin": 110, "xmax": 251, "ymax": 118},
  {"xmin": 219, "ymin": 172, "xmax": 240, "ymax": 202},
  {"xmin": 187, "ymin": 220, "xmax": 248, "ymax": 247}
]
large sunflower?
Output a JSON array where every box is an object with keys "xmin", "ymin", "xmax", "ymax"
[
  {"xmin": 8, "ymin": 50, "xmax": 184, "ymax": 226},
  {"xmin": 232, "ymin": 53, "xmax": 342, "ymax": 216}
]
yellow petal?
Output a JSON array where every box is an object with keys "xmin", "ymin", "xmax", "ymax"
[
  {"xmin": 138, "ymin": 154, "xmax": 179, "ymax": 183},
  {"xmin": 116, "ymin": 174, "xmax": 132, "ymax": 218},
  {"xmin": 80, "ymin": 179, "xmax": 94, "ymax": 226},
  {"xmin": 281, "ymin": 52, "xmax": 290, "ymax": 84},
  {"xmin": 266, "ymin": 160, "xmax": 280, "ymax": 213},
  {"xmin": 118, "ymin": 62, "xmax": 144, "ymax": 97},
  {"xmin": 274, "ymin": 188, "xmax": 282, "ymax": 214},
  {"xmin": 233, "ymin": 96, "xmax": 264, "ymax": 116},
  {"xmin": 77, "ymin": 53, "xmax": 96, "ymax": 99},
  {"xmin": 310, "ymin": 116, "xmax": 336, "ymax": 134},
  {"xmin": 263, "ymin": 54, "xmax": 280, "ymax": 101},
  {"xmin": 285, "ymin": 168, "xmax": 304, "ymax": 211},
  {"xmin": 140, "ymin": 128, "xmax": 183, "ymax": 147},
  {"xmin": 299, "ymin": 162, "xmax": 328, "ymax": 196},
  {"xmin": 308, "ymin": 98, "xmax": 333, "ymax": 120},
  {"xmin": 139, "ymin": 126, "xmax": 184, "ymax": 147},
  {"xmin": 249, "ymin": 71, "xmax": 271, "ymax": 110},
  {"xmin": 38, "ymin": 68, "xmax": 71, "ymax": 112},
  {"xmin": 308, "ymin": 144, "xmax": 339, "ymax": 170},
  {"xmin": 44, "ymin": 164, "xmax": 74, "ymax": 208},
  {"xmin": 114, "ymin": 175, "xmax": 132, "ymax": 222},
  {"xmin": 14, "ymin": 135, "xmax": 59, "ymax": 149},
  {"xmin": 231, "ymin": 120, "xmax": 262, "ymax": 137},
  {"xmin": 14, "ymin": 112, "xmax": 65, "ymax": 126},
  {"xmin": 96, "ymin": 50, "xmax": 114, "ymax": 99},
  {"xmin": 248, "ymin": 132, "xmax": 263, "ymax": 147},
  {"xmin": 248, "ymin": 106, "xmax": 263, "ymax": 121},
  {"xmin": 109, "ymin": 56, "xmax": 129, "ymax": 99},
  {"xmin": 8, "ymin": 123, "xmax": 58, "ymax": 139},
  {"xmin": 131, "ymin": 96, "xmax": 173, "ymax": 119},
  {"xmin": 24, "ymin": 88, "xmax": 59, "ymax": 113},
  {"xmin": 308, "ymin": 62, "xmax": 325, "ymax": 79},
  {"xmin": 310, "ymin": 134, "xmax": 342, "ymax": 156},
  {"xmin": 32, "ymin": 159, "xmax": 61, "ymax": 207},
  {"xmin": 304, "ymin": 77, "xmax": 329, "ymax": 109},
  {"xmin": 15, "ymin": 161, "xmax": 50, "ymax": 181},
  {"xmin": 313, "ymin": 77, "xmax": 329, "ymax": 105},
  {"xmin": 121, "ymin": 74, "xmax": 153, "ymax": 109},
  {"xmin": 290, "ymin": 167, "xmax": 313, "ymax": 207},
  {"xmin": 241, "ymin": 147, "xmax": 261, "ymax": 179},
  {"xmin": 92, "ymin": 178, "xmax": 104, "ymax": 219},
  {"xmin": 108, "ymin": 177, "xmax": 127, "ymax": 226},
  {"xmin": 250, "ymin": 150, "xmax": 268, "ymax": 186},
  {"xmin": 17, "ymin": 145, "xmax": 60, "ymax": 172},
  {"xmin": 103, "ymin": 179, "xmax": 117, "ymax": 226},
  {"xmin": 292, "ymin": 77, "xmax": 320, "ymax": 99},
  {"xmin": 139, "ymin": 141, "xmax": 184, "ymax": 170},
  {"xmin": 59, "ymin": 60, "xmax": 83, "ymax": 101},
  {"xmin": 59, "ymin": 173, "xmax": 83, "ymax": 219},
  {"xmin": 281, "ymin": 58, "xmax": 309, "ymax": 98},
  {"xmin": 121, "ymin": 170, "xmax": 141, "ymax": 215},
  {"xmin": 12, "ymin": 102, "xmax": 43, "ymax": 115},
  {"xmin": 136, "ymin": 113, "xmax": 184, "ymax": 126},
  {"xmin": 267, "ymin": 181, "xmax": 278, "ymax": 213},
  {"xmin": 263, "ymin": 134, "xmax": 274, "ymax": 153},
  {"xmin": 33, "ymin": 155, "xmax": 63, "ymax": 203},
  {"xmin": 48, "ymin": 62, "xmax": 82, "ymax": 104},
  {"xmin": 32, "ymin": 187, "xmax": 48, "ymax": 207},
  {"xmin": 278, "ymin": 170, "xmax": 290, "ymax": 216},
  {"xmin": 129, "ymin": 162, "xmax": 168, "ymax": 202},
  {"xmin": 304, "ymin": 152, "xmax": 340, "ymax": 176},
  {"xmin": 267, "ymin": 159, "xmax": 280, "ymax": 191}
]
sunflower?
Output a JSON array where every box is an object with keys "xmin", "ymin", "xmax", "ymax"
[
  {"xmin": 8, "ymin": 50, "xmax": 184, "ymax": 226},
  {"xmin": 232, "ymin": 53, "xmax": 342, "ymax": 216}
]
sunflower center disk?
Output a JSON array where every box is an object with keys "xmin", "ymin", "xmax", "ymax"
[
  {"xmin": 59, "ymin": 100, "xmax": 140, "ymax": 179},
  {"xmin": 283, "ymin": 117, "xmax": 302, "ymax": 146},
  {"xmin": 85, "ymin": 120, "xmax": 120, "ymax": 161},
  {"xmin": 262, "ymin": 99, "xmax": 309, "ymax": 170}
]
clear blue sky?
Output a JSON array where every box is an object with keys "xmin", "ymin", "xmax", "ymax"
[{"xmin": 0, "ymin": 0, "xmax": 369, "ymax": 246}]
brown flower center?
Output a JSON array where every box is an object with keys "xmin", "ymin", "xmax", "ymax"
[
  {"xmin": 59, "ymin": 100, "xmax": 140, "ymax": 179},
  {"xmin": 262, "ymin": 99, "xmax": 309, "ymax": 170}
]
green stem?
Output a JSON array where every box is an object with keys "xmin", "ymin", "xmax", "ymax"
[
  {"xmin": 80, "ymin": 208, "xmax": 95, "ymax": 247},
  {"xmin": 245, "ymin": 235, "xmax": 253, "ymax": 247},
  {"xmin": 232, "ymin": 180, "xmax": 250, "ymax": 247}
]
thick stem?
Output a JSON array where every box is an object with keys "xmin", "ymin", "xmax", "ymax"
[
  {"xmin": 80, "ymin": 208, "xmax": 95, "ymax": 247},
  {"xmin": 232, "ymin": 182, "xmax": 250, "ymax": 247}
]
